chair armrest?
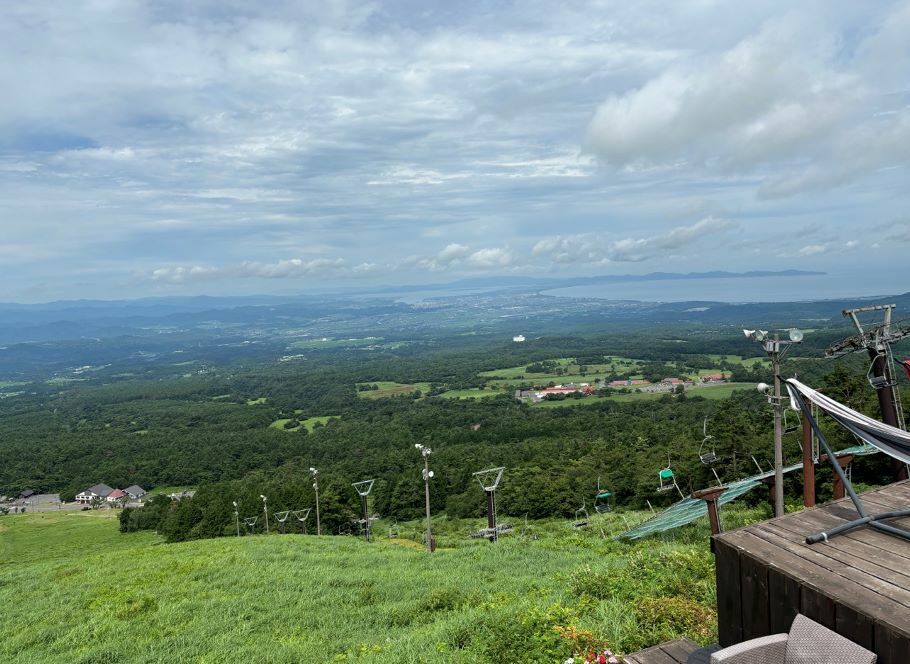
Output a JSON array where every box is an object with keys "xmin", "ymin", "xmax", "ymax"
[{"xmin": 710, "ymin": 634, "xmax": 788, "ymax": 664}]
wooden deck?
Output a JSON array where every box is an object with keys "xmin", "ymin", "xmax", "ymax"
[
  {"xmin": 713, "ymin": 481, "xmax": 910, "ymax": 664},
  {"xmin": 625, "ymin": 637, "xmax": 698, "ymax": 663}
]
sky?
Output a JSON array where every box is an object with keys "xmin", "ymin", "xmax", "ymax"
[{"xmin": 1, "ymin": 0, "xmax": 909, "ymax": 302}]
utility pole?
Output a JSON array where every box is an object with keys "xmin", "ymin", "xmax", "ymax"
[
  {"xmin": 745, "ymin": 328, "xmax": 803, "ymax": 519},
  {"xmin": 260, "ymin": 495, "xmax": 269, "ymax": 534},
  {"xmin": 415, "ymin": 444, "xmax": 434, "ymax": 553},
  {"xmin": 310, "ymin": 467, "xmax": 321, "ymax": 536},
  {"xmin": 232, "ymin": 500, "xmax": 240, "ymax": 537}
]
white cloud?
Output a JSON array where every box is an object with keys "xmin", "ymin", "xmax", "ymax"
[
  {"xmin": 585, "ymin": 4, "xmax": 910, "ymax": 197},
  {"xmin": 533, "ymin": 217, "xmax": 734, "ymax": 264}
]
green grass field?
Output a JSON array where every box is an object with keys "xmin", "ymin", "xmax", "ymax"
[
  {"xmin": 290, "ymin": 337, "xmax": 382, "ymax": 350},
  {"xmin": 357, "ymin": 381, "xmax": 433, "ymax": 399},
  {"xmin": 0, "ymin": 508, "xmax": 730, "ymax": 662},
  {"xmin": 270, "ymin": 416, "xmax": 340, "ymax": 432},
  {"xmin": 437, "ymin": 388, "xmax": 501, "ymax": 399}
]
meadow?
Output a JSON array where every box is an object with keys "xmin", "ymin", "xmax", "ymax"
[{"xmin": 0, "ymin": 505, "xmax": 760, "ymax": 663}]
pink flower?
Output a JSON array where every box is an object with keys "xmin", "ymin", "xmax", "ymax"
[{"xmin": 608, "ymin": 658, "xmax": 619, "ymax": 664}]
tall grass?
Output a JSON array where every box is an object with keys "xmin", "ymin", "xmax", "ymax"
[{"xmin": 0, "ymin": 508, "xmax": 746, "ymax": 663}]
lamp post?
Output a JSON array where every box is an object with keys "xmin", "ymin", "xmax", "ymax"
[
  {"xmin": 260, "ymin": 495, "xmax": 269, "ymax": 534},
  {"xmin": 744, "ymin": 328, "xmax": 803, "ymax": 518},
  {"xmin": 415, "ymin": 444, "xmax": 434, "ymax": 553},
  {"xmin": 232, "ymin": 500, "xmax": 240, "ymax": 537},
  {"xmin": 310, "ymin": 468, "xmax": 321, "ymax": 536}
]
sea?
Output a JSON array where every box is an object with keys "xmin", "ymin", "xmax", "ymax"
[{"xmin": 540, "ymin": 271, "xmax": 902, "ymax": 304}]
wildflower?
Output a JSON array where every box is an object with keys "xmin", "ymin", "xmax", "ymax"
[
  {"xmin": 608, "ymin": 658, "xmax": 619, "ymax": 664},
  {"xmin": 564, "ymin": 659, "xmax": 574, "ymax": 664}
]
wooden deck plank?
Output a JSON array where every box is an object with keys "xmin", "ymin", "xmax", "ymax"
[
  {"xmin": 761, "ymin": 521, "xmax": 910, "ymax": 595},
  {"xmin": 731, "ymin": 530, "xmax": 910, "ymax": 636},
  {"xmin": 746, "ymin": 526, "xmax": 910, "ymax": 614},
  {"xmin": 714, "ymin": 537, "xmax": 742, "ymax": 646},
  {"xmin": 769, "ymin": 513, "xmax": 910, "ymax": 578},
  {"xmin": 658, "ymin": 637, "xmax": 698, "ymax": 661},
  {"xmin": 625, "ymin": 644, "xmax": 679, "ymax": 663},
  {"xmin": 714, "ymin": 482, "xmax": 910, "ymax": 664}
]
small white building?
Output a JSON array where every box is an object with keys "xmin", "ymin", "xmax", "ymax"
[
  {"xmin": 512, "ymin": 335, "xmax": 526, "ymax": 343},
  {"xmin": 75, "ymin": 483, "xmax": 114, "ymax": 504}
]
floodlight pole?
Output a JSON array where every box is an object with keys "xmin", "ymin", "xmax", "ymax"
[
  {"xmin": 746, "ymin": 328, "xmax": 802, "ymax": 518},
  {"xmin": 232, "ymin": 500, "xmax": 240, "ymax": 537},
  {"xmin": 310, "ymin": 468, "xmax": 321, "ymax": 536},
  {"xmin": 261, "ymin": 495, "xmax": 269, "ymax": 534},
  {"xmin": 416, "ymin": 444, "xmax": 434, "ymax": 553}
]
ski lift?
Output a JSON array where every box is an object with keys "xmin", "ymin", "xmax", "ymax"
[
  {"xmin": 273, "ymin": 510, "xmax": 291, "ymax": 534},
  {"xmin": 594, "ymin": 476, "xmax": 613, "ymax": 513},
  {"xmin": 698, "ymin": 417, "xmax": 717, "ymax": 464},
  {"xmin": 657, "ymin": 455, "xmax": 685, "ymax": 498},
  {"xmin": 867, "ymin": 354, "xmax": 897, "ymax": 390},
  {"xmin": 783, "ymin": 409, "xmax": 800, "ymax": 434},
  {"xmin": 572, "ymin": 501, "xmax": 589, "ymax": 528},
  {"xmin": 388, "ymin": 520, "xmax": 399, "ymax": 539}
]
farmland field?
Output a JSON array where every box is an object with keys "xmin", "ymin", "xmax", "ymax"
[
  {"xmin": 357, "ymin": 381, "xmax": 433, "ymax": 399},
  {"xmin": 0, "ymin": 508, "xmax": 739, "ymax": 663},
  {"xmin": 533, "ymin": 383, "xmax": 754, "ymax": 408}
]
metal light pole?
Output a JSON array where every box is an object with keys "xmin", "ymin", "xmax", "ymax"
[
  {"xmin": 415, "ymin": 444, "xmax": 434, "ymax": 553},
  {"xmin": 310, "ymin": 468, "xmax": 321, "ymax": 536},
  {"xmin": 232, "ymin": 500, "xmax": 240, "ymax": 537},
  {"xmin": 260, "ymin": 495, "xmax": 269, "ymax": 534},
  {"xmin": 745, "ymin": 328, "xmax": 803, "ymax": 519}
]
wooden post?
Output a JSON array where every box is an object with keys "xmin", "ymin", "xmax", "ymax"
[
  {"xmin": 693, "ymin": 486, "xmax": 727, "ymax": 535},
  {"xmin": 820, "ymin": 453, "xmax": 854, "ymax": 500},
  {"xmin": 802, "ymin": 408, "xmax": 815, "ymax": 507},
  {"xmin": 832, "ymin": 455, "xmax": 853, "ymax": 500}
]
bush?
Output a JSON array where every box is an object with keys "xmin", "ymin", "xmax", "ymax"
[{"xmin": 628, "ymin": 596, "xmax": 716, "ymax": 651}]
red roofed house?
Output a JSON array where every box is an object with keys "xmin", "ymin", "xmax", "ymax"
[
  {"xmin": 536, "ymin": 385, "xmax": 594, "ymax": 397},
  {"xmin": 106, "ymin": 489, "xmax": 127, "ymax": 504},
  {"xmin": 702, "ymin": 373, "xmax": 729, "ymax": 382}
]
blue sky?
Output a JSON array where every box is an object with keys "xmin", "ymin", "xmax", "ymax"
[{"xmin": 1, "ymin": 1, "xmax": 909, "ymax": 301}]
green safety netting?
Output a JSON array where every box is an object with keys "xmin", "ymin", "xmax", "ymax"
[{"xmin": 618, "ymin": 444, "xmax": 876, "ymax": 540}]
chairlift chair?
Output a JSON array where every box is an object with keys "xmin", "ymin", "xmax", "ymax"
[
  {"xmin": 657, "ymin": 455, "xmax": 685, "ymax": 499},
  {"xmin": 572, "ymin": 501, "xmax": 590, "ymax": 528},
  {"xmin": 594, "ymin": 476, "xmax": 613, "ymax": 513},
  {"xmin": 783, "ymin": 408, "xmax": 801, "ymax": 434},
  {"xmin": 698, "ymin": 417, "xmax": 717, "ymax": 464}
]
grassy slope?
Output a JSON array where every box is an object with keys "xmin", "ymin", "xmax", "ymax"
[{"xmin": 0, "ymin": 510, "xmax": 727, "ymax": 663}]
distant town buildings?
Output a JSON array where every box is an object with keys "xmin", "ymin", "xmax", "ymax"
[
  {"xmin": 512, "ymin": 335, "xmax": 526, "ymax": 343},
  {"xmin": 76, "ymin": 483, "xmax": 147, "ymax": 506}
]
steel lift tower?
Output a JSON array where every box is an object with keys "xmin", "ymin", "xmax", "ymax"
[{"xmin": 826, "ymin": 304, "xmax": 910, "ymax": 477}]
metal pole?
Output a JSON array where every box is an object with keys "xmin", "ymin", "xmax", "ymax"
[
  {"xmin": 772, "ymin": 335, "xmax": 784, "ymax": 518},
  {"xmin": 486, "ymin": 490, "xmax": 496, "ymax": 542},
  {"xmin": 233, "ymin": 501, "xmax": 240, "ymax": 537},
  {"xmin": 802, "ymin": 406, "xmax": 815, "ymax": 507},
  {"xmin": 311, "ymin": 469, "xmax": 321, "ymax": 536},
  {"xmin": 261, "ymin": 495, "xmax": 269, "ymax": 534},
  {"xmin": 360, "ymin": 494, "xmax": 370, "ymax": 541},
  {"xmin": 423, "ymin": 454, "xmax": 433, "ymax": 553}
]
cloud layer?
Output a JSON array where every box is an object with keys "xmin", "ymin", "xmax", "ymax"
[{"xmin": 0, "ymin": 1, "xmax": 908, "ymax": 300}]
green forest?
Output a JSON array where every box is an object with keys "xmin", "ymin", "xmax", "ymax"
[{"xmin": 2, "ymin": 323, "xmax": 902, "ymax": 544}]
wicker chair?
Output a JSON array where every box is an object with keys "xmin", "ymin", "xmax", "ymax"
[{"xmin": 710, "ymin": 614, "xmax": 876, "ymax": 664}]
